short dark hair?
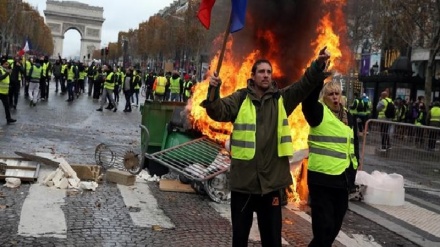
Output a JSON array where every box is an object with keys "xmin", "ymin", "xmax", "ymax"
[{"xmin": 251, "ymin": 59, "xmax": 272, "ymax": 74}]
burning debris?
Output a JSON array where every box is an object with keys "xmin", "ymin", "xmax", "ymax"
[{"xmin": 187, "ymin": 0, "xmax": 351, "ymax": 203}]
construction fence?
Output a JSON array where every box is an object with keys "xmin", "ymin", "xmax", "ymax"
[{"xmin": 360, "ymin": 119, "xmax": 440, "ymax": 202}]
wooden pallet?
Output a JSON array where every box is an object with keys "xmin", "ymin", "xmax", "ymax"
[{"xmin": 0, "ymin": 157, "xmax": 40, "ymax": 182}]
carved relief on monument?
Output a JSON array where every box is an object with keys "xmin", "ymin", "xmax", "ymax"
[
  {"xmin": 86, "ymin": 28, "xmax": 100, "ymax": 38},
  {"xmin": 87, "ymin": 45, "xmax": 96, "ymax": 55},
  {"xmin": 47, "ymin": 23, "xmax": 61, "ymax": 33},
  {"xmin": 63, "ymin": 23, "xmax": 85, "ymax": 35}
]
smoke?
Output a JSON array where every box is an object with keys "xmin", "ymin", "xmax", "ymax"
[{"xmin": 231, "ymin": 0, "xmax": 325, "ymax": 86}]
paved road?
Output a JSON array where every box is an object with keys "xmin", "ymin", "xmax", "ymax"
[{"xmin": 0, "ymin": 84, "xmax": 436, "ymax": 246}]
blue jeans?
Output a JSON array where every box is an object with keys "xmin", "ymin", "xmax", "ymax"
[{"xmin": 67, "ymin": 81, "xmax": 74, "ymax": 100}]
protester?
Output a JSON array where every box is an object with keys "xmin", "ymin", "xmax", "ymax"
[
  {"xmin": 96, "ymin": 64, "xmax": 117, "ymax": 112},
  {"xmin": 202, "ymin": 48, "xmax": 330, "ymax": 247},
  {"xmin": 169, "ymin": 70, "xmax": 182, "ymax": 101},
  {"xmin": 427, "ymin": 99, "xmax": 440, "ymax": 150},
  {"xmin": 28, "ymin": 58, "xmax": 43, "ymax": 107},
  {"xmin": 9, "ymin": 56, "xmax": 23, "ymax": 110},
  {"xmin": 376, "ymin": 91, "xmax": 393, "ymax": 150},
  {"xmin": 153, "ymin": 71, "xmax": 168, "ymax": 101},
  {"xmin": 122, "ymin": 67, "xmax": 134, "ymax": 112},
  {"xmin": 0, "ymin": 58, "xmax": 16, "ymax": 124},
  {"xmin": 302, "ymin": 80, "xmax": 359, "ymax": 247}
]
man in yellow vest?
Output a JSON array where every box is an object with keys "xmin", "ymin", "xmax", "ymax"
[
  {"xmin": 376, "ymin": 90, "xmax": 393, "ymax": 150},
  {"xmin": 9, "ymin": 56, "xmax": 24, "ymax": 110},
  {"xmin": 64, "ymin": 61, "xmax": 77, "ymax": 102},
  {"xmin": 427, "ymin": 99, "xmax": 440, "ymax": 150},
  {"xmin": 28, "ymin": 58, "xmax": 43, "ymax": 107},
  {"xmin": 41, "ymin": 56, "xmax": 52, "ymax": 101},
  {"xmin": 153, "ymin": 71, "xmax": 168, "ymax": 101},
  {"xmin": 203, "ymin": 48, "xmax": 330, "ymax": 247},
  {"xmin": 96, "ymin": 64, "xmax": 117, "ymax": 112},
  {"xmin": 169, "ymin": 70, "xmax": 182, "ymax": 101},
  {"xmin": 24, "ymin": 57, "xmax": 33, "ymax": 98},
  {"xmin": 302, "ymin": 80, "xmax": 359, "ymax": 247},
  {"xmin": 0, "ymin": 58, "xmax": 16, "ymax": 124},
  {"xmin": 182, "ymin": 74, "xmax": 193, "ymax": 102}
]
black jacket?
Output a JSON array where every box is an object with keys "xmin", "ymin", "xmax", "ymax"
[{"xmin": 302, "ymin": 82, "xmax": 359, "ymax": 189}]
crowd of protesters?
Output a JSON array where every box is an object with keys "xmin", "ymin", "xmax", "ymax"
[
  {"xmin": 0, "ymin": 53, "xmax": 198, "ymax": 124},
  {"xmin": 349, "ymin": 90, "xmax": 440, "ymax": 151}
]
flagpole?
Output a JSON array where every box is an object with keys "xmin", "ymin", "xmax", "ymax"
[{"xmin": 208, "ymin": 11, "xmax": 232, "ymax": 102}]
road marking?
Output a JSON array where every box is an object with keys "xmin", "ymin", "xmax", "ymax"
[
  {"xmin": 368, "ymin": 201, "xmax": 440, "ymax": 237},
  {"xmin": 118, "ymin": 179, "xmax": 175, "ymax": 229},
  {"xmin": 210, "ymin": 202, "xmax": 290, "ymax": 245},
  {"xmin": 18, "ymin": 167, "xmax": 67, "ymax": 238}
]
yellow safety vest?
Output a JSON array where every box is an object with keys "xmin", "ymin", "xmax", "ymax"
[
  {"xmin": 349, "ymin": 99, "xmax": 359, "ymax": 114},
  {"xmin": 170, "ymin": 78, "xmax": 180, "ymax": 93},
  {"xmin": 308, "ymin": 103, "xmax": 358, "ymax": 175},
  {"xmin": 183, "ymin": 81, "xmax": 192, "ymax": 97},
  {"xmin": 30, "ymin": 65, "xmax": 42, "ymax": 80},
  {"xmin": 430, "ymin": 106, "xmax": 440, "ymax": 122},
  {"xmin": 42, "ymin": 62, "xmax": 47, "ymax": 75},
  {"xmin": 0, "ymin": 67, "xmax": 10, "ymax": 95},
  {"xmin": 155, "ymin": 76, "xmax": 167, "ymax": 94},
  {"xmin": 79, "ymin": 71, "xmax": 87, "ymax": 80},
  {"xmin": 25, "ymin": 60, "xmax": 32, "ymax": 74},
  {"xmin": 134, "ymin": 74, "xmax": 141, "ymax": 89},
  {"xmin": 231, "ymin": 95, "xmax": 293, "ymax": 160},
  {"xmin": 378, "ymin": 97, "xmax": 392, "ymax": 119},
  {"xmin": 104, "ymin": 72, "xmax": 115, "ymax": 90},
  {"xmin": 61, "ymin": 64, "xmax": 67, "ymax": 75},
  {"xmin": 67, "ymin": 67, "xmax": 75, "ymax": 81}
]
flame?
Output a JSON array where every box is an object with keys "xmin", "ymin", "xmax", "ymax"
[{"xmin": 188, "ymin": 0, "xmax": 349, "ymax": 203}]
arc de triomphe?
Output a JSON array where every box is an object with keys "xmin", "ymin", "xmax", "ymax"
[{"xmin": 44, "ymin": 0, "xmax": 105, "ymax": 60}]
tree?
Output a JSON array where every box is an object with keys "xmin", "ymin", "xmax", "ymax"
[
  {"xmin": 377, "ymin": 0, "xmax": 440, "ymax": 104},
  {"xmin": 0, "ymin": 1, "xmax": 53, "ymax": 56}
]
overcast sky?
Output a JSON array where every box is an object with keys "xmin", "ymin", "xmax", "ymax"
[{"xmin": 23, "ymin": 0, "xmax": 175, "ymax": 58}]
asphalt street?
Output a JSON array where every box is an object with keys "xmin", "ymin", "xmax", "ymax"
[{"xmin": 0, "ymin": 82, "xmax": 433, "ymax": 246}]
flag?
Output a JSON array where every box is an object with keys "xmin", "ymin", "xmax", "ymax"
[
  {"xmin": 197, "ymin": 0, "xmax": 247, "ymax": 33},
  {"xmin": 17, "ymin": 40, "xmax": 30, "ymax": 56},
  {"xmin": 230, "ymin": 0, "xmax": 247, "ymax": 33},
  {"xmin": 197, "ymin": 0, "xmax": 216, "ymax": 29}
]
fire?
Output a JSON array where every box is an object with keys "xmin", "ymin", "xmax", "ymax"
[{"xmin": 188, "ymin": 0, "xmax": 350, "ymax": 204}]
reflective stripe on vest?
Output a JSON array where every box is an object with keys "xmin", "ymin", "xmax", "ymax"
[
  {"xmin": 0, "ymin": 67, "xmax": 10, "ymax": 94},
  {"xmin": 155, "ymin": 76, "xmax": 167, "ymax": 94},
  {"xmin": 308, "ymin": 103, "xmax": 358, "ymax": 175},
  {"xmin": 430, "ymin": 107, "xmax": 440, "ymax": 122},
  {"xmin": 231, "ymin": 95, "xmax": 293, "ymax": 160},
  {"xmin": 31, "ymin": 65, "xmax": 42, "ymax": 80},
  {"xmin": 104, "ymin": 72, "xmax": 115, "ymax": 90},
  {"xmin": 170, "ymin": 78, "xmax": 180, "ymax": 93}
]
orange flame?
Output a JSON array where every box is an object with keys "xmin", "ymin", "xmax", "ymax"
[{"xmin": 188, "ymin": 0, "xmax": 349, "ymax": 203}]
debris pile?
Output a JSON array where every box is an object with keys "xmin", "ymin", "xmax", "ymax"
[{"xmin": 42, "ymin": 160, "xmax": 81, "ymax": 189}]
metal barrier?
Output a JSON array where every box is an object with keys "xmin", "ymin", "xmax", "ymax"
[{"xmin": 361, "ymin": 119, "xmax": 440, "ymax": 197}]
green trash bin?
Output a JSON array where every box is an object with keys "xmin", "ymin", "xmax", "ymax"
[
  {"xmin": 140, "ymin": 100, "xmax": 186, "ymax": 152},
  {"xmin": 140, "ymin": 100, "xmax": 187, "ymax": 176}
]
